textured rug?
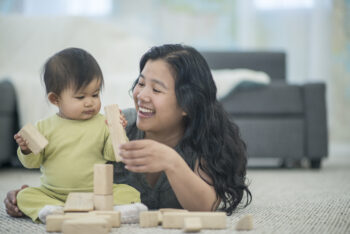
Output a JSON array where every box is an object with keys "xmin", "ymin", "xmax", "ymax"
[{"xmin": 1, "ymin": 153, "xmax": 349, "ymax": 234}]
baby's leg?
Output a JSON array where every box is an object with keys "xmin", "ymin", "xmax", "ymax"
[
  {"xmin": 17, "ymin": 187, "xmax": 64, "ymax": 223},
  {"xmin": 112, "ymin": 184, "xmax": 148, "ymax": 223}
]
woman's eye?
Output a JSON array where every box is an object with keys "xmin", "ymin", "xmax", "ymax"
[
  {"xmin": 138, "ymin": 82, "xmax": 145, "ymax": 87},
  {"xmin": 93, "ymin": 94, "xmax": 99, "ymax": 98},
  {"xmin": 153, "ymin": 89, "xmax": 161, "ymax": 93}
]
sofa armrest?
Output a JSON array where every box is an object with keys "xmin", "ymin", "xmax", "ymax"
[{"xmin": 303, "ymin": 82, "xmax": 328, "ymax": 158}]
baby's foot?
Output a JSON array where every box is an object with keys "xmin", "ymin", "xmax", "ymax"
[
  {"xmin": 38, "ymin": 205, "xmax": 64, "ymax": 223},
  {"xmin": 114, "ymin": 202, "xmax": 148, "ymax": 223}
]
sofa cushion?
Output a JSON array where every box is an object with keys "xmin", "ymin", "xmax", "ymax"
[
  {"xmin": 0, "ymin": 79, "xmax": 17, "ymax": 113},
  {"xmin": 234, "ymin": 118, "xmax": 304, "ymax": 159},
  {"xmin": 220, "ymin": 83, "xmax": 304, "ymax": 115}
]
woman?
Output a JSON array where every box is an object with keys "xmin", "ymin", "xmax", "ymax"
[{"xmin": 5, "ymin": 44, "xmax": 251, "ymax": 217}]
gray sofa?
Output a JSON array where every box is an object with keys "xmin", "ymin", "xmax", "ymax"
[
  {"xmin": 201, "ymin": 51, "xmax": 328, "ymax": 168},
  {"xmin": 0, "ymin": 79, "xmax": 20, "ymax": 167}
]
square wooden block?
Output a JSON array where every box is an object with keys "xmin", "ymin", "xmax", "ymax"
[{"xmin": 94, "ymin": 194, "xmax": 114, "ymax": 211}]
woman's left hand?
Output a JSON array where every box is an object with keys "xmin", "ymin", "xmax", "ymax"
[{"xmin": 119, "ymin": 139, "xmax": 178, "ymax": 173}]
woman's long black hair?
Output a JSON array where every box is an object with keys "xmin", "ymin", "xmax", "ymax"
[{"xmin": 132, "ymin": 44, "xmax": 252, "ymax": 215}]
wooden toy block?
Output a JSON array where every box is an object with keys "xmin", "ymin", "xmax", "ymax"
[
  {"xmin": 140, "ymin": 211, "xmax": 160, "ymax": 227},
  {"xmin": 94, "ymin": 194, "xmax": 114, "ymax": 210},
  {"xmin": 104, "ymin": 104, "xmax": 129, "ymax": 162},
  {"xmin": 158, "ymin": 209, "xmax": 188, "ymax": 224},
  {"xmin": 18, "ymin": 123, "xmax": 48, "ymax": 154},
  {"xmin": 162, "ymin": 212, "xmax": 226, "ymax": 229},
  {"xmin": 46, "ymin": 213, "xmax": 96, "ymax": 232},
  {"xmin": 94, "ymin": 164, "xmax": 113, "ymax": 195},
  {"xmin": 62, "ymin": 217, "xmax": 110, "ymax": 234},
  {"xmin": 63, "ymin": 193, "xmax": 94, "ymax": 212},
  {"xmin": 90, "ymin": 210, "xmax": 121, "ymax": 227},
  {"xmin": 183, "ymin": 217, "xmax": 202, "ymax": 232},
  {"xmin": 235, "ymin": 214, "xmax": 253, "ymax": 231}
]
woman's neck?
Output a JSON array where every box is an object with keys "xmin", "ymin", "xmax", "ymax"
[{"xmin": 145, "ymin": 127, "xmax": 185, "ymax": 148}]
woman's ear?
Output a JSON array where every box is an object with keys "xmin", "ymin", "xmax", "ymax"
[{"xmin": 48, "ymin": 92, "xmax": 59, "ymax": 106}]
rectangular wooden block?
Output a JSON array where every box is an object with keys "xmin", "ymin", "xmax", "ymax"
[
  {"xmin": 46, "ymin": 213, "xmax": 96, "ymax": 232},
  {"xmin": 63, "ymin": 193, "xmax": 94, "ymax": 212},
  {"xmin": 140, "ymin": 211, "xmax": 160, "ymax": 227},
  {"xmin": 19, "ymin": 123, "xmax": 48, "ymax": 154},
  {"xmin": 94, "ymin": 194, "xmax": 114, "ymax": 211},
  {"xmin": 94, "ymin": 164, "xmax": 113, "ymax": 195},
  {"xmin": 184, "ymin": 217, "xmax": 202, "ymax": 232},
  {"xmin": 90, "ymin": 210, "xmax": 121, "ymax": 227},
  {"xmin": 158, "ymin": 209, "xmax": 188, "ymax": 224},
  {"xmin": 62, "ymin": 217, "xmax": 110, "ymax": 234},
  {"xmin": 104, "ymin": 104, "xmax": 129, "ymax": 162},
  {"xmin": 162, "ymin": 212, "xmax": 227, "ymax": 229}
]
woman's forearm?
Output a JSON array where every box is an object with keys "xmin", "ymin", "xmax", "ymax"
[{"xmin": 165, "ymin": 155, "xmax": 218, "ymax": 211}]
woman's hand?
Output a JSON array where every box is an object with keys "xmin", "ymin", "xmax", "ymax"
[
  {"xmin": 13, "ymin": 133, "xmax": 31, "ymax": 155},
  {"xmin": 119, "ymin": 139, "xmax": 179, "ymax": 173},
  {"xmin": 4, "ymin": 185, "xmax": 28, "ymax": 217}
]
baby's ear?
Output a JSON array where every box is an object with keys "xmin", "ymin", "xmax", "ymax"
[{"xmin": 48, "ymin": 92, "xmax": 59, "ymax": 106}]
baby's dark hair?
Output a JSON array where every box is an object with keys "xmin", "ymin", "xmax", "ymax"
[{"xmin": 42, "ymin": 48, "xmax": 104, "ymax": 95}]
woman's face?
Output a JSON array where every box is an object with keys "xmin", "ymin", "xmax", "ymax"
[{"xmin": 133, "ymin": 59, "xmax": 186, "ymax": 135}]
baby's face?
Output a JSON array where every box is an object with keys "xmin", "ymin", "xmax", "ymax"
[{"xmin": 57, "ymin": 79, "xmax": 101, "ymax": 120}]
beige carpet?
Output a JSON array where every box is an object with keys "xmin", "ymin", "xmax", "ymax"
[{"xmin": 1, "ymin": 150, "xmax": 349, "ymax": 233}]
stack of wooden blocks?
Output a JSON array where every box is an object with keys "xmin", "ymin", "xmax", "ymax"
[{"xmin": 46, "ymin": 164, "xmax": 120, "ymax": 233}]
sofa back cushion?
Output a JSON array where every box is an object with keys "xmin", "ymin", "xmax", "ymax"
[{"xmin": 200, "ymin": 51, "xmax": 286, "ymax": 82}]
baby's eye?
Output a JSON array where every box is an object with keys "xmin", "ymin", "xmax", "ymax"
[{"xmin": 75, "ymin": 96, "xmax": 84, "ymax": 100}]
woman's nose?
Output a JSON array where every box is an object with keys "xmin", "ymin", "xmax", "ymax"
[{"xmin": 137, "ymin": 88, "xmax": 151, "ymax": 102}]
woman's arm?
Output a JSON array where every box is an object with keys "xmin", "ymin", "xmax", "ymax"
[{"xmin": 119, "ymin": 139, "xmax": 218, "ymax": 211}]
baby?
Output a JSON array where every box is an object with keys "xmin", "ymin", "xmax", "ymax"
[{"xmin": 14, "ymin": 48, "xmax": 146, "ymax": 223}]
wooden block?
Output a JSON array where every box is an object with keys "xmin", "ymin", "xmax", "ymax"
[
  {"xmin": 140, "ymin": 211, "xmax": 160, "ymax": 227},
  {"xmin": 162, "ymin": 212, "xmax": 226, "ymax": 229},
  {"xmin": 94, "ymin": 164, "xmax": 113, "ymax": 195},
  {"xmin": 18, "ymin": 123, "xmax": 48, "ymax": 154},
  {"xmin": 46, "ymin": 213, "xmax": 96, "ymax": 232},
  {"xmin": 94, "ymin": 194, "xmax": 114, "ymax": 210},
  {"xmin": 63, "ymin": 193, "xmax": 94, "ymax": 212},
  {"xmin": 184, "ymin": 217, "xmax": 202, "ymax": 232},
  {"xmin": 235, "ymin": 214, "xmax": 253, "ymax": 231},
  {"xmin": 159, "ymin": 208, "xmax": 188, "ymax": 213},
  {"xmin": 62, "ymin": 217, "xmax": 110, "ymax": 234},
  {"xmin": 104, "ymin": 104, "xmax": 129, "ymax": 162},
  {"xmin": 46, "ymin": 215, "xmax": 68, "ymax": 232},
  {"xmin": 90, "ymin": 210, "xmax": 121, "ymax": 227},
  {"xmin": 158, "ymin": 209, "xmax": 188, "ymax": 224}
]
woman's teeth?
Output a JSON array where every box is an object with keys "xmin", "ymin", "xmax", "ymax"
[{"xmin": 139, "ymin": 107, "xmax": 154, "ymax": 113}]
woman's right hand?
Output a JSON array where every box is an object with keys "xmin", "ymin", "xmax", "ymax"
[{"xmin": 4, "ymin": 185, "xmax": 28, "ymax": 217}]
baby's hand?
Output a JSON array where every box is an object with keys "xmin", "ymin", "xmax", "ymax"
[{"xmin": 13, "ymin": 133, "xmax": 32, "ymax": 155}]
